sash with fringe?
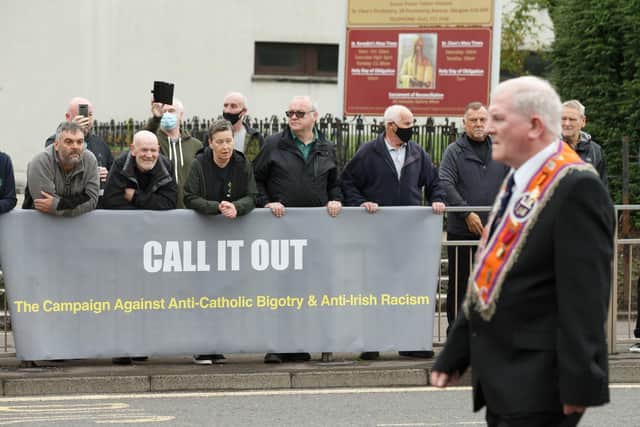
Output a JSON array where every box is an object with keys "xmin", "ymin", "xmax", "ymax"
[{"xmin": 463, "ymin": 141, "xmax": 595, "ymax": 321}]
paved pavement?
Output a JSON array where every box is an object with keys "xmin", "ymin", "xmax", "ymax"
[{"xmin": 2, "ymin": 345, "xmax": 640, "ymax": 397}]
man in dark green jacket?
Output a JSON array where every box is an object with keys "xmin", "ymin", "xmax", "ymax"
[
  {"xmin": 146, "ymin": 98, "xmax": 202, "ymax": 208},
  {"xmin": 183, "ymin": 119, "xmax": 257, "ymax": 365},
  {"xmin": 184, "ymin": 120, "xmax": 257, "ymax": 217}
]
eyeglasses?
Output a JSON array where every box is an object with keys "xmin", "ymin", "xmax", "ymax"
[{"xmin": 285, "ymin": 110, "xmax": 314, "ymax": 119}]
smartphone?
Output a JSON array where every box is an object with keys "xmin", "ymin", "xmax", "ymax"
[{"xmin": 78, "ymin": 104, "xmax": 89, "ymax": 117}]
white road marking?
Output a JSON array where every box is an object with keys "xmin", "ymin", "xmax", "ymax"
[
  {"xmin": 377, "ymin": 423, "xmax": 484, "ymax": 426},
  {"xmin": 0, "ymin": 401, "xmax": 174, "ymax": 424}
]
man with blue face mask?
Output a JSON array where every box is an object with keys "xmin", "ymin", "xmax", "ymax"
[{"xmin": 146, "ymin": 98, "xmax": 202, "ymax": 208}]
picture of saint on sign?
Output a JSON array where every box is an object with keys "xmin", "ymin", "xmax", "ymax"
[{"xmin": 397, "ymin": 33, "xmax": 437, "ymax": 89}]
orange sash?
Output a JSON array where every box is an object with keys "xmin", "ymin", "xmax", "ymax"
[{"xmin": 464, "ymin": 141, "xmax": 593, "ymax": 320}]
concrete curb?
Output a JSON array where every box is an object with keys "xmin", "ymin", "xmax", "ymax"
[
  {"xmin": 150, "ymin": 373, "xmax": 291, "ymax": 391},
  {"xmin": 4, "ymin": 376, "xmax": 149, "ymax": 396},
  {"xmin": 0, "ymin": 355, "xmax": 638, "ymax": 397}
]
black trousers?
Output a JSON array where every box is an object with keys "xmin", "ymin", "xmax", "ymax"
[
  {"xmin": 486, "ymin": 408, "xmax": 583, "ymax": 427},
  {"xmin": 446, "ymin": 232, "xmax": 477, "ymax": 333}
]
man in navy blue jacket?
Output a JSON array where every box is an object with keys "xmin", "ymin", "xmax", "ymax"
[{"xmin": 341, "ymin": 104, "xmax": 446, "ymax": 360}]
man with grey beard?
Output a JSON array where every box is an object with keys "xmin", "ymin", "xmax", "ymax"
[{"xmin": 24, "ymin": 121, "xmax": 99, "ymax": 216}]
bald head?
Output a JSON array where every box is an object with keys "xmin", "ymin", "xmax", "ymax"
[
  {"xmin": 65, "ymin": 97, "xmax": 94, "ymax": 134},
  {"xmin": 131, "ymin": 130, "xmax": 160, "ymax": 172},
  {"xmin": 133, "ymin": 130, "xmax": 157, "ymax": 147},
  {"xmin": 224, "ymin": 92, "xmax": 247, "ymax": 109},
  {"xmin": 287, "ymin": 95, "xmax": 318, "ymax": 137},
  {"xmin": 66, "ymin": 97, "xmax": 92, "ymax": 116},
  {"xmin": 223, "ymin": 92, "xmax": 248, "ymax": 127}
]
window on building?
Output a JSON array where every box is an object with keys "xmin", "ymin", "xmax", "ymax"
[{"xmin": 254, "ymin": 42, "xmax": 338, "ymax": 79}]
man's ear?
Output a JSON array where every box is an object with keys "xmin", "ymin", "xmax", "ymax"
[{"xmin": 529, "ymin": 115, "xmax": 545, "ymax": 139}]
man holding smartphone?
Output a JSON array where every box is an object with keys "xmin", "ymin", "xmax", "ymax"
[{"xmin": 45, "ymin": 97, "xmax": 114, "ymax": 203}]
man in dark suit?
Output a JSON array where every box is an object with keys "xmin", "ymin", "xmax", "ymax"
[{"xmin": 431, "ymin": 76, "xmax": 614, "ymax": 426}]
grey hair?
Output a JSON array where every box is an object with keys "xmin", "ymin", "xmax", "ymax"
[
  {"xmin": 55, "ymin": 121, "xmax": 84, "ymax": 141},
  {"xmin": 562, "ymin": 99, "xmax": 585, "ymax": 117},
  {"xmin": 463, "ymin": 101, "xmax": 486, "ymax": 117},
  {"xmin": 208, "ymin": 119, "xmax": 233, "ymax": 141},
  {"xmin": 173, "ymin": 98, "xmax": 184, "ymax": 114},
  {"xmin": 494, "ymin": 76, "xmax": 562, "ymax": 138},
  {"xmin": 383, "ymin": 104, "xmax": 410, "ymax": 124}
]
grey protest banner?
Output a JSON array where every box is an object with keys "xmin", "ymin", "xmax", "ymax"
[{"xmin": 0, "ymin": 208, "xmax": 442, "ymax": 360}]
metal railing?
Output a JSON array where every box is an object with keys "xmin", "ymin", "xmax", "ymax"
[
  {"xmin": 1, "ymin": 205, "xmax": 637, "ymax": 356},
  {"xmin": 93, "ymin": 115, "xmax": 460, "ymax": 170},
  {"xmin": 609, "ymin": 204, "xmax": 640, "ymax": 353}
]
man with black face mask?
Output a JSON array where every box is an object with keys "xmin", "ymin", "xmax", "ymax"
[
  {"xmin": 341, "ymin": 103, "xmax": 446, "ymax": 361},
  {"xmin": 222, "ymin": 92, "xmax": 264, "ymax": 162}
]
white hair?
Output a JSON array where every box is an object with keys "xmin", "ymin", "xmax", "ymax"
[
  {"xmin": 383, "ymin": 104, "xmax": 411, "ymax": 124},
  {"xmin": 173, "ymin": 98, "xmax": 184, "ymax": 114},
  {"xmin": 494, "ymin": 76, "xmax": 562, "ymax": 138}
]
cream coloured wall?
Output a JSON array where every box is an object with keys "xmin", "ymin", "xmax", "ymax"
[{"xmin": 0, "ymin": 0, "xmax": 345, "ymax": 186}]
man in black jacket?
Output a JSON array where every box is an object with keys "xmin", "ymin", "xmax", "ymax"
[
  {"xmin": 253, "ymin": 95, "xmax": 343, "ymax": 363},
  {"xmin": 439, "ymin": 102, "xmax": 508, "ymax": 333},
  {"xmin": 102, "ymin": 130, "xmax": 177, "ymax": 210},
  {"xmin": 561, "ymin": 99, "xmax": 608, "ymax": 189},
  {"xmin": 103, "ymin": 130, "xmax": 176, "ymax": 365}
]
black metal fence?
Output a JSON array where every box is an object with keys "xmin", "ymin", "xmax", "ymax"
[{"xmin": 94, "ymin": 115, "xmax": 461, "ymax": 170}]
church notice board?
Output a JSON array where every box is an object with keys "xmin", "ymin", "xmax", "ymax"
[{"xmin": 344, "ymin": 0, "xmax": 494, "ymax": 116}]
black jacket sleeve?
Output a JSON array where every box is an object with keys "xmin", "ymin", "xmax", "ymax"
[
  {"xmin": 57, "ymin": 194, "xmax": 91, "ymax": 210},
  {"xmin": 102, "ymin": 159, "xmax": 133, "ymax": 210},
  {"xmin": 252, "ymin": 142, "xmax": 273, "ymax": 207},
  {"xmin": 131, "ymin": 180, "xmax": 177, "ymax": 210},
  {"xmin": 0, "ymin": 155, "xmax": 17, "ymax": 213},
  {"xmin": 326, "ymin": 145, "xmax": 343, "ymax": 202},
  {"xmin": 422, "ymin": 152, "xmax": 447, "ymax": 204},
  {"xmin": 340, "ymin": 152, "xmax": 368, "ymax": 206},
  {"xmin": 438, "ymin": 144, "xmax": 466, "ymax": 207}
]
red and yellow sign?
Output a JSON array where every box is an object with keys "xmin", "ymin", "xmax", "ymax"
[{"xmin": 344, "ymin": 27, "xmax": 492, "ymax": 116}]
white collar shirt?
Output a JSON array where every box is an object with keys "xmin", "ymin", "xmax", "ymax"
[{"xmin": 384, "ymin": 138, "xmax": 406, "ymax": 179}]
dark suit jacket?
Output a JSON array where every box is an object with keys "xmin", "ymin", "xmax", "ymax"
[{"xmin": 433, "ymin": 169, "xmax": 614, "ymax": 415}]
